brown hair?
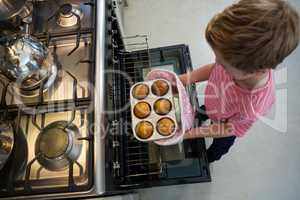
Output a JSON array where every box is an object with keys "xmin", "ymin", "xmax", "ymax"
[{"xmin": 206, "ymin": 0, "xmax": 300, "ymax": 73}]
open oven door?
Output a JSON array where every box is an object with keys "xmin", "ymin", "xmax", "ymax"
[{"xmin": 104, "ymin": 39, "xmax": 211, "ymax": 194}]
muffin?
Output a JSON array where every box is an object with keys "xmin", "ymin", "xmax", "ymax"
[
  {"xmin": 151, "ymin": 80, "xmax": 169, "ymax": 96},
  {"xmin": 154, "ymin": 98, "xmax": 172, "ymax": 115},
  {"xmin": 156, "ymin": 118, "xmax": 176, "ymax": 136},
  {"xmin": 133, "ymin": 102, "xmax": 151, "ymax": 119},
  {"xmin": 132, "ymin": 84, "xmax": 149, "ymax": 100},
  {"xmin": 135, "ymin": 121, "xmax": 154, "ymax": 139}
]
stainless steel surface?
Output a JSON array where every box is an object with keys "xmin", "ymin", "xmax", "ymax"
[
  {"xmin": 0, "ymin": 0, "xmax": 26, "ymax": 21},
  {"xmin": 93, "ymin": 0, "xmax": 106, "ymax": 195},
  {"xmin": 0, "ymin": 122, "xmax": 14, "ymax": 171},
  {"xmin": 35, "ymin": 121, "xmax": 83, "ymax": 171}
]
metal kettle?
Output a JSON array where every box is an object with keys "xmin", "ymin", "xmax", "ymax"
[
  {"xmin": 0, "ymin": 35, "xmax": 50, "ymax": 86},
  {"xmin": 0, "ymin": 0, "xmax": 27, "ymax": 21}
]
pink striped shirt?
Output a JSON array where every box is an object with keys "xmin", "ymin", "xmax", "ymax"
[{"xmin": 204, "ymin": 64, "xmax": 275, "ymax": 137}]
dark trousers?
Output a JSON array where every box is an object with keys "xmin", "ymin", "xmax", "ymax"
[{"xmin": 196, "ymin": 105, "xmax": 236, "ymax": 163}]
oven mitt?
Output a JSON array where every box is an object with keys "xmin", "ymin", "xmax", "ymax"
[{"xmin": 145, "ymin": 69, "xmax": 195, "ymax": 146}]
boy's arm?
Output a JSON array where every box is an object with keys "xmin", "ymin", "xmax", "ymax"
[
  {"xmin": 184, "ymin": 122, "xmax": 235, "ymax": 139},
  {"xmin": 179, "ymin": 63, "xmax": 215, "ymax": 86}
]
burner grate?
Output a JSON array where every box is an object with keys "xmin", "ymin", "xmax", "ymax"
[
  {"xmin": 45, "ymin": 7, "xmax": 81, "ymax": 56},
  {"xmin": 38, "ymin": 1, "xmax": 95, "ymax": 55}
]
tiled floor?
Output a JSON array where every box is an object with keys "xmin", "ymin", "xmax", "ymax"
[{"xmin": 123, "ymin": 1, "xmax": 300, "ymax": 200}]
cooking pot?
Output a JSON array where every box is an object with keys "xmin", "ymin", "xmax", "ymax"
[{"xmin": 35, "ymin": 121, "xmax": 83, "ymax": 171}]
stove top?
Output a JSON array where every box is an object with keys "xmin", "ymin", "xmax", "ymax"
[{"xmin": 0, "ymin": 0, "xmax": 103, "ymax": 199}]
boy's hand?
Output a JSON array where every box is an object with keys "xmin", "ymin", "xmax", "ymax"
[
  {"xmin": 171, "ymin": 82, "xmax": 179, "ymax": 94},
  {"xmin": 179, "ymin": 63, "xmax": 215, "ymax": 86},
  {"xmin": 178, "ymin": 73, "xmax": 187, "ymax": 86}
]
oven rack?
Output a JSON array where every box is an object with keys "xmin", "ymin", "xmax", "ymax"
[{"xmin": 108, "ymin": 34, "xmax": 166, "ymax": 184}]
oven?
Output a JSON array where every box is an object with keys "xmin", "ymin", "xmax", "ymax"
[{"xmin": 103, "ymin": 3, "xmax": 211, "ymax": 193}]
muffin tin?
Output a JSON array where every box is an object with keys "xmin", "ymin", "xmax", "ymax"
[{"xmin": 130, "ymin": 79, "xmax": 178, "ymax": 142}]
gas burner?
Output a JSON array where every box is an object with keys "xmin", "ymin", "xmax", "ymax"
[
  {"xmin": 57, "ymin": 4, "xmax": 83, "ymax": 28},
  {"xmin": 35, "ymin": 121, "xmax": 82, "ymax": 171}
]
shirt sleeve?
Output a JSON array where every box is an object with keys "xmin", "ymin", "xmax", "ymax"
[{"xmin": 228, "ymin": 118, "xmax": 256, "ymax": 137}]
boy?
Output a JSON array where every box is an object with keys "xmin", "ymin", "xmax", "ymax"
[{"xmin": 180, "ymin": 0, "xmax": 299, "ymax": 163}]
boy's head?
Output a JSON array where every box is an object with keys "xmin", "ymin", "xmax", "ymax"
[{"xmin": 206, "ymin": 0, "xmax": 299, "ymax": 80}]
